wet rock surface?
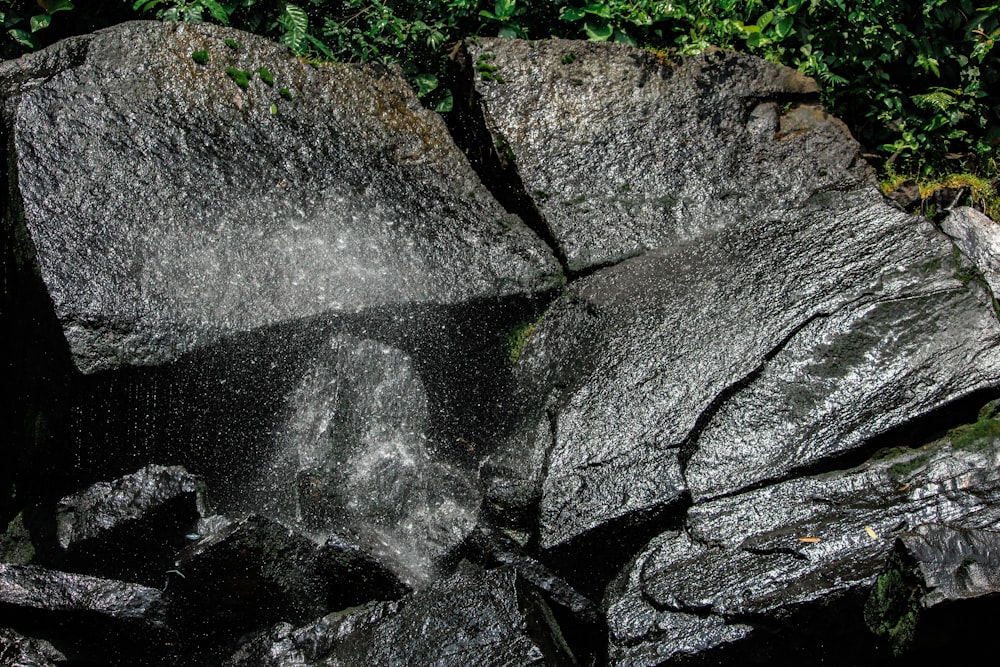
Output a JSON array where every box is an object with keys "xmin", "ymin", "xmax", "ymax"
[
  {"xmin": 226, "ymin": 566, "xmax": 573, "ymax": 666},
  {"xmin": 50, "ymin": 464, "xmax": 204, "ymax": 585},
  {"xmin": 941, "ymin": 205, "xmax": 1000, "ymax": 296},
  {"xmin": 0, "ymin": 628, "xmax": 65, "ymax": 667},
  {"xmin": 2, "ymin": 22, "xmax": 999, "ymax": 667}
]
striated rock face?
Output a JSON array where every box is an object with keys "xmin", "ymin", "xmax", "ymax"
[
  {"xmin": 3, "ymin": 22, "xmax": 1000, "ymax": 667},
  {"xmin": 471, "ymin": 38, "xmax": 1000, "ymax": 550}
]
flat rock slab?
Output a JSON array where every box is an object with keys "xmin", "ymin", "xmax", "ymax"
[
  {"xmin": 606, "ymin": 436, "xmax": 1000, "ymax": 664},
  {"xmin": 468, "ymin": 40, "xmax": 861, "ymax": 272},
  {"xmin": 0, "ymin": 563, "xmax": 165, "ymax": 626},
  {"xmin": 226, "ymin": 566, "xmax": 571, "ymax": 666},
  {"xmin": 1, "ymin": 21, "xmax": 560, "ymax": 374}
]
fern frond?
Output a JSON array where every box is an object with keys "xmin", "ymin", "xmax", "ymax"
[{"xmin": 279, "ymin": 3, "xmax": 309, "ymax": 55}]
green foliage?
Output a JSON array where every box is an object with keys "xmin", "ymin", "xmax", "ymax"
[
  {"xmin": 1, "ymin": 1, "xmax": 996, "ymax": 182},
  {"xmin": 191, "ymin": 48, "xmax": 209, "ymax": 64},
  {"xmin": 948, "ymin": 411, "xmax": 1000, "ymax": 451},
  {"xmin": 225, "ymin": 65, "xmax": 251, "ymax": 88},
  {"xmin": 505, "ymin": 319, "xmax": 537, "ymax": 364},
  {"xmin": 0, "ymin": 512, "xmax": 34, "ymax": 565},
  {"xmin": 258, "ymin": 65, "xmax": 273, "ymax": 84},
  {"xmin": 864, "ymin": 551, "xmax": 922, "ymax": 655}
]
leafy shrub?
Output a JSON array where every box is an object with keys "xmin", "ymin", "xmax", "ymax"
[{"xmin": 2, "ymin": 1, "xmax": 997, "ymax": 181}]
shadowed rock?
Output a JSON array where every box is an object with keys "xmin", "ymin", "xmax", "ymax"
[
  {"xmin": 226, "ymin": 566, "xmax": 575, "ymax": 666},
  {"xmin": 0, "ymin": 628, "xmax": 65, "ymax": 667},
  {"xmin": 166, "ymin": 514, "xmax": 407, "ymax": 641},
  {"xmin": 605, "ymin": 435, "xmax": 1000, "ymax": 663},
  {"xmin": 52, "ymin": 464, "xmax": 204, "ymax": 585}
]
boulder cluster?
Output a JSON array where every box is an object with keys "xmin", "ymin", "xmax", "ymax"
[{"xmin": 2, "ymin": 21, "xmax": 998, "ymax": 665}]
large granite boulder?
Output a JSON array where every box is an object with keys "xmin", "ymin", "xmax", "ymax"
[
  {"xmin": 3, "ymin": 22, "xmax": 1000, "ymax": 667},
  {"xmin": 470, "ymin": 39, "xmax": 1000, "ymax": 551},
  {"xmin": 1, "ymin": 20, "xmax": 557, "ymax": 578},
  {"xmin": 2, "ymin": 21, "xmax": 560, "ymax": 375}
]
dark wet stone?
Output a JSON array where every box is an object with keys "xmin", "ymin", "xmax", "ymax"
[
  {"xmin": 226, "ymin": 566, "xmax": 574, "ymax": 666},
  {"xmin": 899, "ymin": 524, "xmax": 1000, "ymax": 605},
  {"xmin": 52, "ymin": 464, "xmax": 204, "ymax": 585},
  {"xmin": 1, "ymin": 21, "xmax": 560, "ymax": 376},
  {"xmin": 605, "ymin": 437, "xmax": 1000, "ymax": 663},
  {"xmin": 166, "ymin": 513, "xmax": 406, "ymax": 640},
  {"xmin": 0, "ymin": 563, "xmax": 165, "ymax": 625},
  {"xmin": 472, "ymin": 38, "xmax": 1000, "ymax": 548},
  {"xmin": 941, "ymin": 206, "xmax": 1000, "ymax": 296},
  {"xmin": 0, "ymin": 628, "xmax": 66, "ymax": 667},
  {"xmin": 466, "ymin": 40, "xmax": 860, "ymax": 273}
]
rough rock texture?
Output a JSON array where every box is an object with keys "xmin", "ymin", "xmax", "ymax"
[
  {"xmin": 941, "ymin": 206, "xmax": 1000, "ymax": 297},
  {"xmin": 268, "ymin": 334, "xmax": 480, "ymax": 584},
  {"xmin": 166, "ymin": 514, "xmax": 406, "ymax": 640},
  {"xmin": 473, "ymin": 40, "xmax": 1000, "ymax": 549},
  {"xmin": 468, "ymin": 40, "xmax": 839, "ymax": 272},
  {"xmin": 0, "ymin": 628, "xmax": 65, "ymax": 667},
  {"xmin": 4, "ymin": 23, "xmax": 1000, "ymax": 667},
  {"xmin": 51, "ymin": 464, "xmax": 203, "ymax": 585},
  {"xmin": 605, "ymin": 436, "xmax": 1000, "ymax": 664},
  {"xmin": 1, "ymin": 21, "xmax": 560, "ymax": 374},
  {"xmin": 0, "ymin": 563, "xmax": 165, "ymax": 626},
  {"xmin": 225, "ymin": 566, "xmax": 572, "ymax": 666},
  {"xmin": 899, "ymin": 523, "xmax": 1000, "ymax": 606}
]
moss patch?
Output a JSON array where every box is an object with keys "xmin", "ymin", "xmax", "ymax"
[
  {"xmin": 865, "ymin": 550, "xmax": 923, "ymax": 655},
  {"xmin": 0, "ymin": 512, "xmax": 34, "ymax": 565},
  {"xmin": 506, "ymin": 320, "xmax": 539, "ymax": 365}
]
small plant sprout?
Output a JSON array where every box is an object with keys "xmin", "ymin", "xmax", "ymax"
[
  {"xmin": 191, "ymin": 50, "xmax": 209, "ymax": 65},
  {"xmin": 258, "ymin": 66, "xmax": 274, "ymax": 86},
  {"xmin": 224, "ymin": 38, "xmax": 241, "ymax": 50},
  {"xmin": 279, "ymin": 87, "xmax": 293, "ymax": 101}
]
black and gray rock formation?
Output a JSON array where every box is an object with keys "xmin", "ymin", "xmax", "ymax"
[
  {"xmin": 226, "ymin": 566, "xmax": 574, "ymax": 667},
  {"xmin": 50, "ymin": 464, "xmax": 204, "ymax": 585},
  {"xmin": 2, "ymin": 20, "xmax": 999, "ymax": 667}
]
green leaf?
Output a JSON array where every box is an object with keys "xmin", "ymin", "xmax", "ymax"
[
  {"xmin": 279, "ymin": 3, "xmax": 309, "ymax": 54},
  {"xmin": 413, "ymin": 72, "xmax": 438, "ymax": 98},
  {"xmin": 434, "ymin": 89, "xmax": 454, "ymax": 113},
  {"xmin": 757, "ymin": 10, "xmax": 774, "ymax": 29},
  {"xmin": 30, "ymin": 14, "xmax": 51, "ymax": 32},
  {"xmin": 584, "ymin": 19, "xmax": 612, "ymax": 41},
  {"xmin": 202, "ymin": 0, "xmax": 230, "ymax": 25},
  {"xmin": 305, "ymin": 33, "xmax": 333, "ymax": 60},
  {"xmin": 494, "ymin": 0, "xmax": 516, "ymax": 20},
  {"xmin": 583, "ymin": 3, "xmax": 612, "ymax": 18},
  {"xmin": 775, "ymin": 15, "xmax": 794, "ymax": 38},
  {"xmin": 8, "ymin": 28, "xmax": 39, "ymax": 49},
  {"xmin": 46, "ymin": 0, "xmax": 75, "ymax": 14},
  {"xmin": 560, "ymin": 7, "xmax": 586, "ymax": 22}
]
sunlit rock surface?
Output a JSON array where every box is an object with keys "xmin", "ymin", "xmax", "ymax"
[
  {"xmin": 941, "ymin": 206, "xmax": 1000, "ymax": 296},
  {"xmin": 472, "ymin": 39, "xmax": 1000, "ymax": 549},
  {"xmin": 605, "ymin": 435, "xmax": 1000, "ymax": 664},
  {"xmin": 2, "ymin": 21, "xmax": 560, "ymax": 374},
  {"xmin": 2, "ymin": 22, "xmax": 1000, "ymax": 667}
]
